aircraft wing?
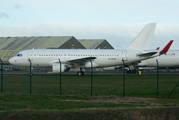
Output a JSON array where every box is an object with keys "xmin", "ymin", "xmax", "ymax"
[{"xmin": 65, "ymin": 57, "xmax": 96, "ymax": 64}]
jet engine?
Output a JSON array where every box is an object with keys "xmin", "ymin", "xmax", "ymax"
[
  {"xmin": 103, "ymin": 67, "xmax": 115, "ymax": 71},
  {"xmin": 103, "ymin": 66, "xmax": 123, "ymax": 71},
  {"xmin": 52, "ymin": 63, "xmax": 69, "ymax": 73}
]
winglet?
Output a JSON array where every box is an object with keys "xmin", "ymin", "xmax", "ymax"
[
  {"xmin": 160, "ymin": 40, "xmax": 174, "ymax": 55},
  {"xmin": 156, "ymin": 47, "xmax": 160, "ymax": 50}
]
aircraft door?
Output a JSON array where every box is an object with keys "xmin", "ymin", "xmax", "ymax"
[
  {"xmin": 28, "ymin": 51, "xmax": 33, "ymax": 61},
  {"xmin": 122, "ymin": 51, "xmax": 127, "ymax": 61},
  {"xmin": 37, "ymin": 55, "xmax": 43, "ymax": 67}
]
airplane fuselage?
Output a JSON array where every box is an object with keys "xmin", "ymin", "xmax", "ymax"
[{"xmin": 9, "ymin": 49, "xmax": 150, "ymax": 68}]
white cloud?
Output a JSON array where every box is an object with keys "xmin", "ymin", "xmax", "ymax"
[{"xmin": 0, "ymin": 23, "xmax": 179, "ymax": 49}]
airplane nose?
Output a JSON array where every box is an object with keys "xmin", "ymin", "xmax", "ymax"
[{"xmin": 9, "ymin": 58, "xmax": 14, "ymax": 65}]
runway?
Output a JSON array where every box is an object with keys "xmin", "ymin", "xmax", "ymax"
[{"xmin": 1, "ymin": 71, "xmax": 179, "ymax": 75}]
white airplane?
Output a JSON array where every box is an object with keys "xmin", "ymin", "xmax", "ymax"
[
  {"xmin": 137, "ymin": 50, "xmax": 179, "ymax": 69},
  {"xmin": 8, "ymin": 23, "xmax": 173, "ymax": 76}
]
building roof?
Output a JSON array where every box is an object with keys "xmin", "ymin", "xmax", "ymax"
[
  {"xmin": 0, "ymin": 36, "xmax": 75, "ymax": 50},
  {"xmin": 78, "ymin": 39, "xmax": 105, "ymax": 49},
  {"xmin": 78, "ymin": 39, "xmax": 114, "ymax": 49}
]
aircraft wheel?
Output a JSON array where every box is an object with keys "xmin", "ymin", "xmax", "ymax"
[
  {"xmin": 77, "ymin": 71, "xmax": 84, "ymax": 76},
  {"xmin": 132, "ymin": 70, "xmax": 137, "ymax": 74},
  {"xmin": 127, "ymin": 70, "xmax": 131, "ymax": 74},
  {"xmin": 81, "ymin": 71, "xmax": 84, "ymax": 76}
]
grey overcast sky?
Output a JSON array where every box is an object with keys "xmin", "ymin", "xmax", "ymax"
[{"xmin": 0, "ymin": 0, "xmax": 179, "ymax": 49}]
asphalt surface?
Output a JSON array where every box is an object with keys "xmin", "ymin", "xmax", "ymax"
[{"xmin": 1, "ymin": 71, "xmax": 179, "ymax": 75}]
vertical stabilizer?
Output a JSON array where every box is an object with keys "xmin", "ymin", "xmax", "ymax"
[{"xmin": 128, "ymin": 23, "xmax": 156, "ymax": 50}]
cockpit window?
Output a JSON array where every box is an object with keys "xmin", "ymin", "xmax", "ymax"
[{"xmin": 16, "ymin": 54, "xmax": 23, "ymax": 57}]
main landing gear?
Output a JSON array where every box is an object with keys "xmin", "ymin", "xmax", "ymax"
[{"xmin": 126, "ymin": 70, "xmax": 137, "ymax": 74}]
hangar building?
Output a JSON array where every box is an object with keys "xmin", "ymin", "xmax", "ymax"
[
  {"xmin": 0, "ymin": 36, "xmax": 85, "ymax": 50},
  {"xmin": 0, "ymin": 36, "xmax": 114, "ymax": 63},
  {"xmin": 78, "ymin": 39, "xmax": 114, "ymax": 49}
]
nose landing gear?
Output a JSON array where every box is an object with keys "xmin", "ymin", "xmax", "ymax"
[{"xmin": 77, "ymin": 71, "xmax": 84, "ymax": 76}]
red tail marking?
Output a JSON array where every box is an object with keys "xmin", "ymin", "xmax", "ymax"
[
  {"xmin": 160, "ymin": 40, "xmax": 174, "ymax": 55},
  {"xmin": 156, "ymin": 47, "xmax": 160, "ymax": 50}
]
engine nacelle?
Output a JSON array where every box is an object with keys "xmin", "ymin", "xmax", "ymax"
[
  {"xmin": 52, "ymin": 63, "xmax": 69, "ymax": 73},
  {"xmin": 103, "ymin": 66, "xmax": 123, "ymax": 71},
  {"xmin": 103, "ymin": 67, "xmax": 115, "ymax": 71}
]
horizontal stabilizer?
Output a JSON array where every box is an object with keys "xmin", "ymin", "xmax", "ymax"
[
  {"xmin": 137, "ymin": 40, "xmax": 174, "ymax": 57},
  {"xmin": 137, "ymin": 40, "xmax": 173, "ymax": 57},
  {"xmin": 137, "ymin": 52, "xmax": 157, "ymax": 57}
]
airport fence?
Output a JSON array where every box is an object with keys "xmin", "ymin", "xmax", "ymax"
[
  {"xmin": 0, "ymin": 60, "xmax": 179, "ymax": 98},
  {"xmin": 0, "ymin": 72, "xmax": 179, "ymax": 98}
]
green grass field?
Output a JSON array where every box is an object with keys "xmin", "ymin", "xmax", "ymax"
[
  {"xmin": 0, "ymin": 74, "xmax": 179, "ymax": 119},
  {"xmin": 1, "ymin": 74, "xmax": 179, "ymax": 98}
]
